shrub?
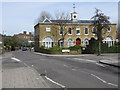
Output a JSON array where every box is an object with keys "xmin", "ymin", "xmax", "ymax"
[
  {"xmin": 40, "ymin": 46, "xmax": 45, "ymax": 49},
  {"xmin": 82, "ymin": 38, "xmax": 98, "ymax": 54},
  {"xmin": 85, "ymin": 38, "xmax": 120, "ymax": 54},
  {"xmin": 101, "ymin": 45, "xmax": 120, "ymax": 53},
  {"xmin": 42, "ymin": 45, "xmax": 61, "ymax": 51},
  {"xmin": 69, "ymin": 45, "xmax": 83, "ymax": 51}
]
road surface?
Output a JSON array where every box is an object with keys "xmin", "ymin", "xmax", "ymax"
[{"xmin": 3, "ymin": 50, "xmax": 119, "ymax": 88}]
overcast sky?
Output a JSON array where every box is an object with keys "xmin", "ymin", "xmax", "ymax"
[{"xmin": 1, "ymin": 1, "xmax": 119, "ymax": 36}]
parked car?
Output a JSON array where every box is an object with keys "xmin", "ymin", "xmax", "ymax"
[
  {"xmin": 22, "ymin": 47, "xmax": 27, "ymax": 51},
  {"xmin": 31, "ymin": 47, "xmax": 34, "ymax": 50}
]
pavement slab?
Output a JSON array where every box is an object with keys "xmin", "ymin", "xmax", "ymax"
[{"xmin": 2, "ymin": 67, "xmax": 50, "ymax": 88}]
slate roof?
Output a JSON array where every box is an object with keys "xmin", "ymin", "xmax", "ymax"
[
  {"xmin": 37, "ymin": 18, "xmax": 116, "ymax": 25},
  {"xmin": 41, "ymin": 18, "xmax": 93, "ymax": 25}
]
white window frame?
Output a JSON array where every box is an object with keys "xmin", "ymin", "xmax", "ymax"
[
  {"xmin": 84, "ymin": 28, "xmax": 89, "ymax": 35},
  {"xmin": 84, "ymin": 38, "xmax": 89, "ymax": 45},
  {"xmin": 92, "ymin": 27, "xmax": 96, "ymax": 35},
  {"xmin": 76, "ymin": 27, "xmax": 80, "ymax": 35},
  {"xmin": 68, "ymin": 27, "xmax": 72, "ymax": 35},
  {"xmin": 46, "ymin": 27, "xmax": 51, "ymax": 32},
  {"xmin": 107, "ymin": 27, "xmax": 111, "ymax": 32}
]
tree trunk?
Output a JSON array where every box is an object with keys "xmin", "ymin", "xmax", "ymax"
[
  {"xmin": 98, "ymin": 40, "xmax": 101, "ymax": 56},
  {"xmin": 62, "ymin": 38, "xmax": 64, "ymax": 48}
]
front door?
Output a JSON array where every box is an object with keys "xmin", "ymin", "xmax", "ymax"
[{"xmin": 76, "ymin": 38, "xmax": 81, "ymax": 45}]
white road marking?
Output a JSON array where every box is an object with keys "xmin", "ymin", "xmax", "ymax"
[
  {"xmin": 107, "ymin": 83, "xmax": 118, "ymax": 87},
  {"xmin": 91, "ymin": 74, "xmax": 107, "ymax": 83},
  {"xmin": 91, "ymin": 74, "xmax": 118, "ymax": 87},
  {"xmin": 11, "ymin": 57, "xmax": 21, "ymax": 62},
  {"xmin": 36, "ymin": 78, "xmax": 39, "ymax": 80},
  {"xmin": 96, "ymin": 63, "xmax": 105, "ymax": 67},
  {"xmin": 72, "ymin": 69, "xmax": 76, "ymax": 71},
  {"xmin": 63, "ymin": 64, "xmax": 68, "ymax": 67},
  {"xmin": 86, "ymin": 60, "xmax": 97, "ymax": 63},
  {"xmin": 74, "ymin": 58, "xmax": 97, "ymax": 63},
  {"xmin": 44, "ymin": 76, "xmax": 65, "ymax": 88}
]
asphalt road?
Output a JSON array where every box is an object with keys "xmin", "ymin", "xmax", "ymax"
[{"xmin": 7, "ymin": 50, "xmax": 119, "ymax": 88}]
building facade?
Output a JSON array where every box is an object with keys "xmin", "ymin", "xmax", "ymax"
[
  {"xmin": 34, "ymin": 11, "xmax": 117, "ymax": 49},
  {"xmin": 14, "ymin": 31, "xmax": 34, "ymax": 43}
]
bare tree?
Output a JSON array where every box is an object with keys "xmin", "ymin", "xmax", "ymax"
[
  {"xmin": 91, "ymin": 8, "xmax": 110, "ymax": 55},
  {"xmin": 37, "ymin": 11, "xmax": 53, "ymax": 22},
  {"xmin": 55, "ymin": 11, "xmax": 70, "ymax": 47}
]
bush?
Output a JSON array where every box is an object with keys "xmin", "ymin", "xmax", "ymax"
[
  {"xmin": 85, "ymin": 38, "xmax": 120, "ymax": 54},
  {"xmin": 82, "ymin": 38, "xmax": 98, "ymax": 54},
  {"xmin": 36, "ymin": 45, "xmax": 84, "ymax": 54},
  {"xmin": 101, "ymin": 45, "xmax": 120, "ymax": 53},
  {"xmin": 48, "ymin": 46, "xmax": 69, "ymax": 51},
  {"xmin": 40, "ymin": 46, "xmax": 45, "ymax": 49},
  {"xmin": 69, "ymin": 45, "xmax": 83, "ymax": 50}
]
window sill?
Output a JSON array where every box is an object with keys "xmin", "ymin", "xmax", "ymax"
[{"xmin": 68, "ymin": 34, "xmax": 72, "ymax": 35}]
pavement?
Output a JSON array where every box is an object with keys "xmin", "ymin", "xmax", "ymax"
[
  {"xmin": 2, "ymin": 52, "xmax": 59, "ymax": 88},
  {"xmin": 2, "ymin": 67, "xmax": 50, "ymax": 88},
  {"xmin": 34, "ymin": 52, "xmax": 120, "ymax": 68},
  {"xmin": 99, "ymin": 60, "xmax": 120, "ymax": 68}
]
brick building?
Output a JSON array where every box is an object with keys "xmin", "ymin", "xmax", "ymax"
[
  {"xmin": 34, "ymin": 10, "xmax": 117, "ymax": 50},
  {"xmin": 14, "ymin": 31, "xmax": 34, "ymax": 44}
]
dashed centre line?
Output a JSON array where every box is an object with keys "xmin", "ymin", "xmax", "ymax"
[{"xmin": 91, "ymin": 74, "xmax": 107, "ymax": 83}]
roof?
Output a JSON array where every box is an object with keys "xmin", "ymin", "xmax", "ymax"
[
  {"xmin": 35, "ymin": 18, "xmax": 116, "ymax": 26},
  {"xmin": 40, "ymin": 18, "xmax": 93, "ymax": 25}
]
